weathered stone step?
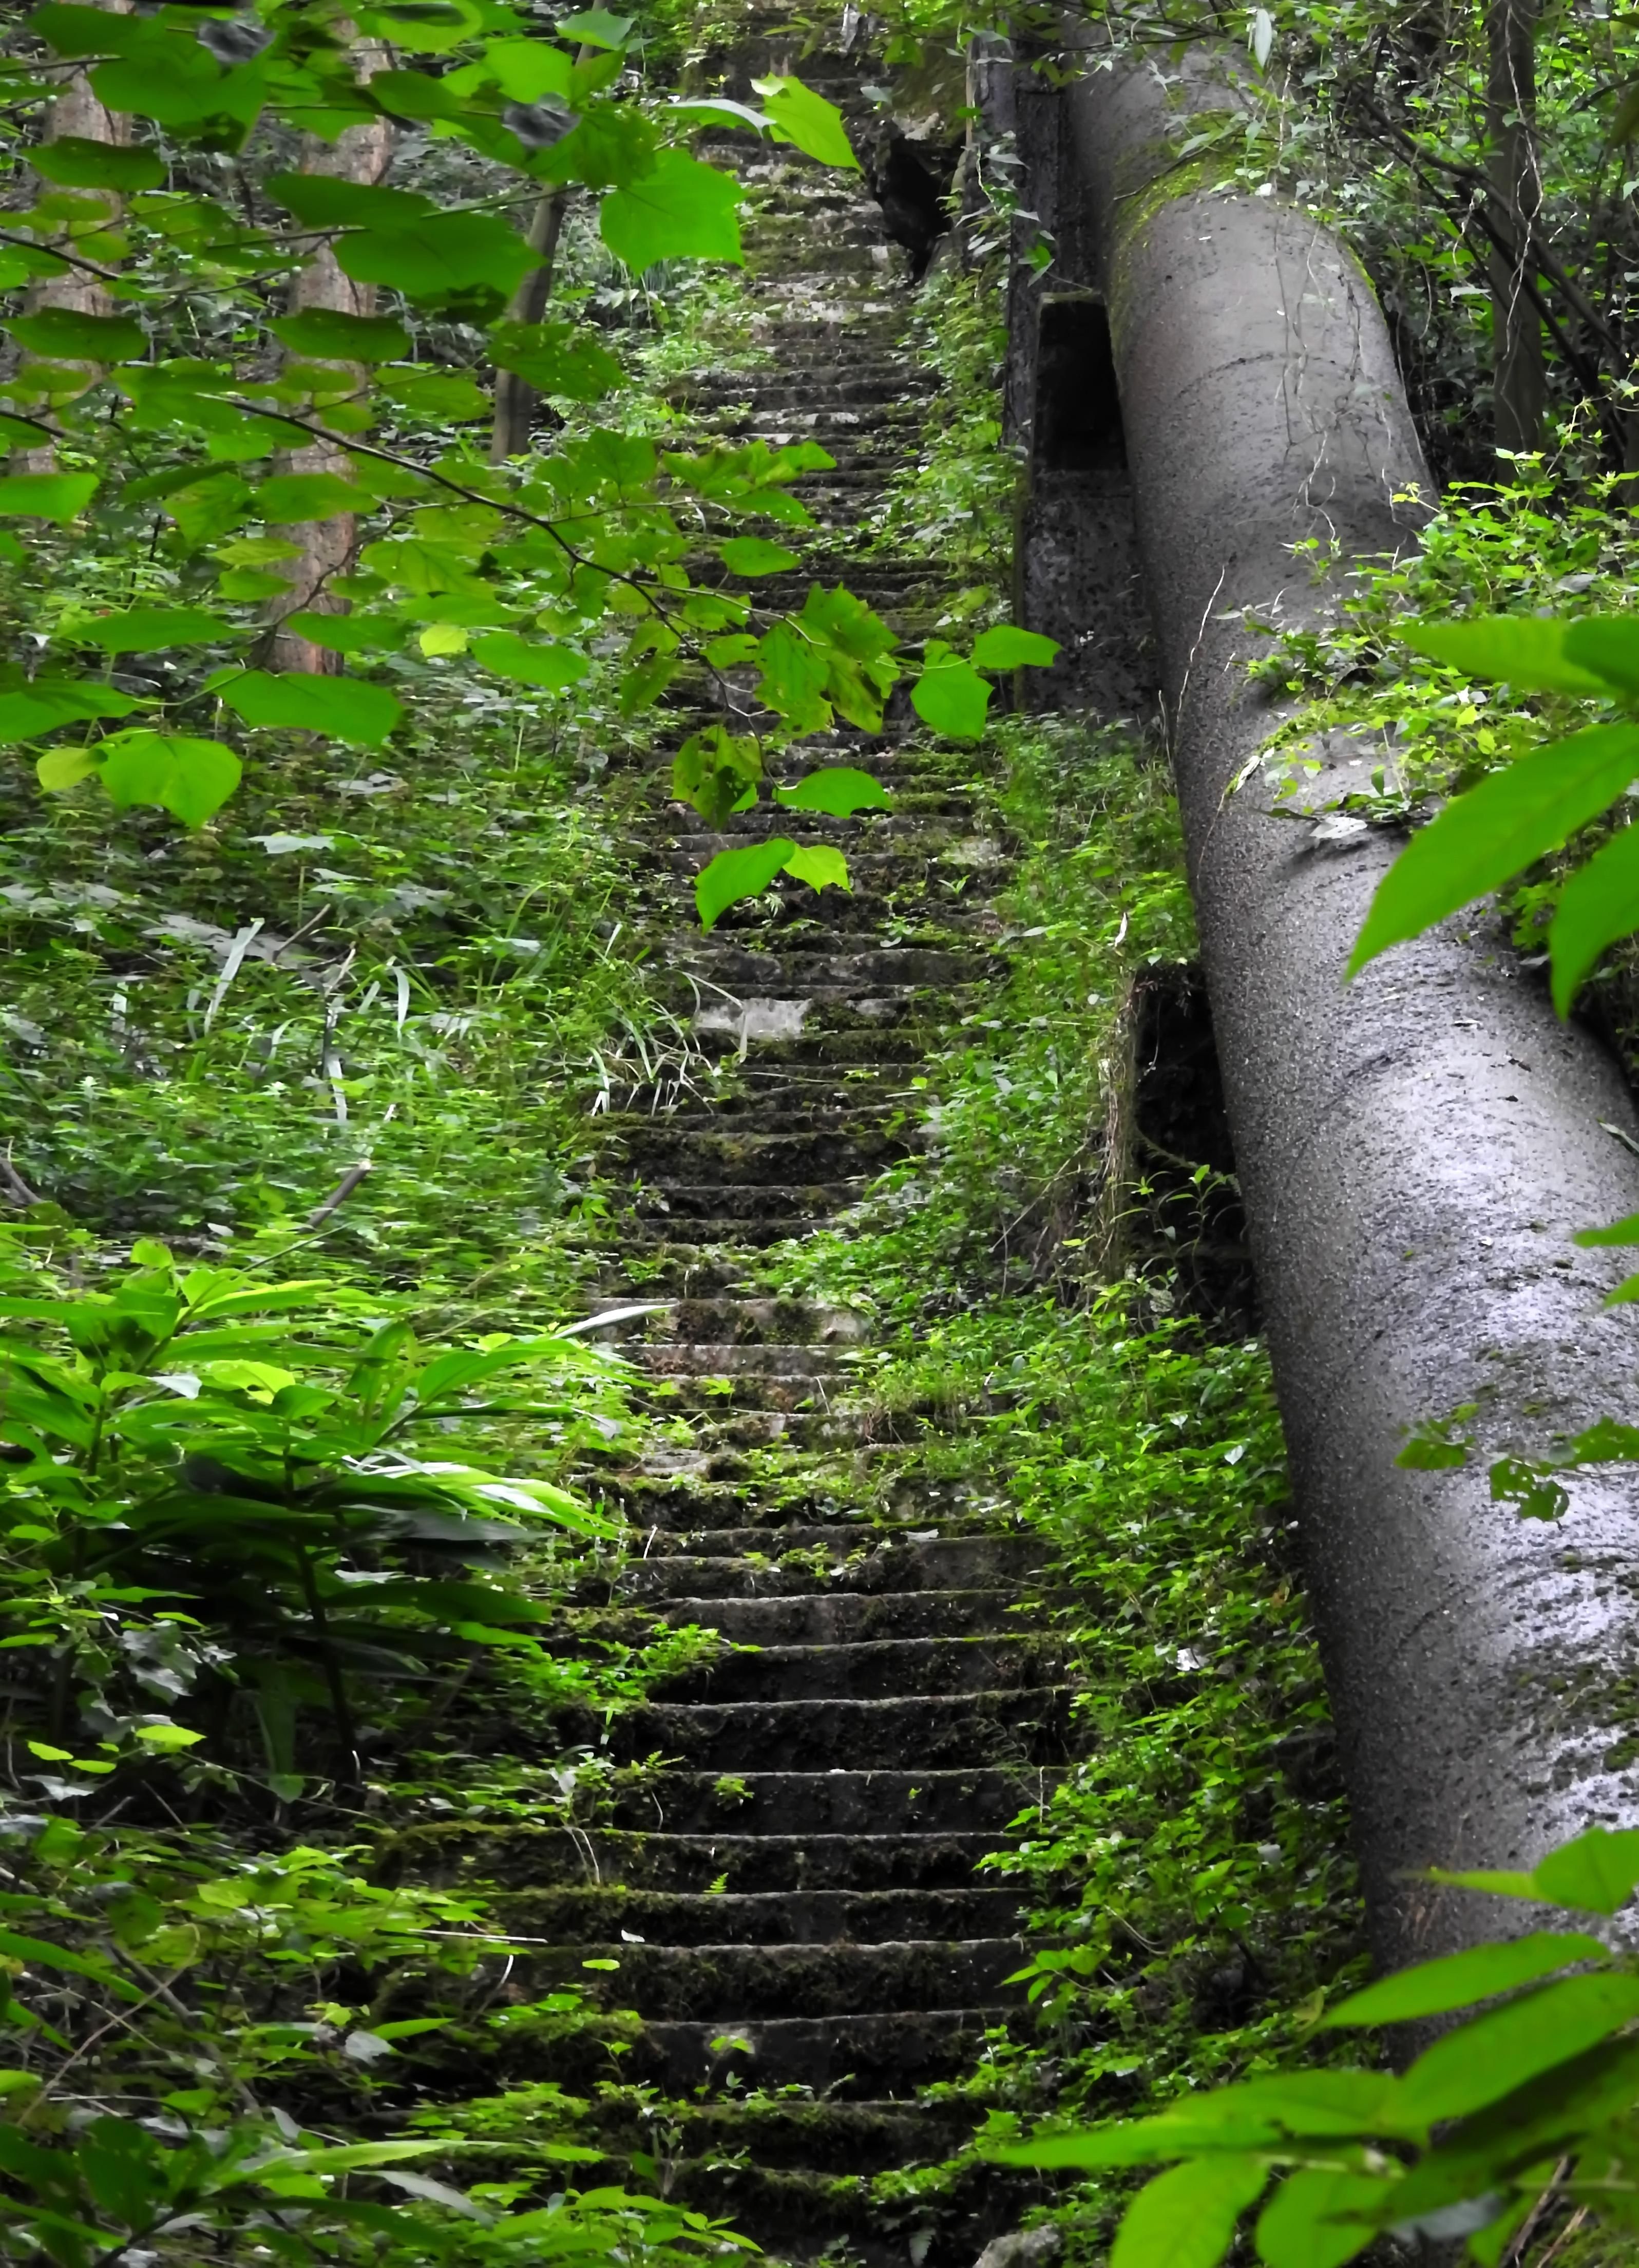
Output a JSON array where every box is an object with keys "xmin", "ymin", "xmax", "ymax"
[
  {"xmin": 616, "ymin": 1216, "xmax": 841, "ymax": 1254},
  {"xmin": 649, "ymin": 1589, "xmax": 1026, "ymax": 1642},
  {"xmin": 633, "ymin": 1180, "xmax": 865, "ymax": 1222},
  {"xmin": 550, "ymin": 1935, "xmax": 1028, "ymax": 2019},
  {"xmin": 621, "ymin": 1128, "xmax": 918, "ymax": 1182},
  {"xmin": 623, "ymin": 1517, "xmax": 1003, "ymax": 1559},
  {"xmin": 629, "ymin": 2005, "xmax": 1011, "ymax": 2094},
  {"xmin": 497, "ymin": 1882, "xmax": 1024, "ymax": 1946},
  {"xmin": 653, "ymin": 1635, "xmax": 1063, "ymax": 1704},
  {"xmin": 666, "ymin": 948, "xmax": 993, "ymax": 988},
  {"xmin": 616, "ymin": 1535, "xmax": 1046, "ymax": 1599},
  {"xmin": 638, "ymin": 1342, "xmax": 850, "ymax": 1378},
  {"xmin": 607, "ymin": 1689, "xmax": 1072, "ymax": 1773},
  {"xmin": 607, "ymin": 1765, "xmax": 1059, "ymax": 1839},
  {"xmin": 384, "ymin": 1824, "xmax": 1005, "ymax": 1895},
  {"xmin": 589, "ymin": 2095, "xmax": 972, "ymax": 2176},
  {"xmin": 576, "ymin": 1294, "xmax": 868, "ymax": 1343}
]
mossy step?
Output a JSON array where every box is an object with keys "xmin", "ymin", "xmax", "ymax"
[
  {"xmin": 613, "ymin": 1534, "xmax": 1047, "ymax": 1600},
  {"xmin": 491, "ymin": 1881, "xmax": 1024, "ymax": 1946},
  {"xmin": 665, "ymin": 948, "xmax": 995, "ymax": 988},
  {"xmin": 384, "ymin": 1823, "xmax": 1007, "ymax": 1895},
  {"xmin": 649, "ymin": 1589, "xmax": 1027, "ymax": 1642},
  {"xmin": 624, "ymin": 2157, "xmax": 1031, "ymax": 2268},
  {"xmin": 637, "ymin": 1342, "xmax": 853, "ymax": 1378},
  {"xmin": 614, "ymin": 2002, "xmax": 1017, "ymax": 2095},
  {"xmin": 605, "ymin": 1766, "xmax": 1062, "ymax": 1837},
  {"xmin": 618, "ymin": 1127, "xmax": 921, "ymax": 1183},
  {"xmin": 572, "ymin": 1294, "xmax": 867, "ymax": 1343},
  {"xmin": 538, "ymin": 1935, "xmax": 1030, "ymax": 2020},
  {"xmin": 605, "ymin": 1689, "xmax": 1072, "ymax": 1773},
  {"xmin": 587, "ymin": 2095, "xmax": 973, "ymax": 2175},
  {"xmin": 650, "ymin": 1635, "xmax": 1065, "ymax": 1705}
]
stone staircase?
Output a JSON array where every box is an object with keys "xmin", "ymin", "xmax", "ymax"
[{"xmin": 544, "ymin": 141, "xmax": 1068, "ymax": 2265}]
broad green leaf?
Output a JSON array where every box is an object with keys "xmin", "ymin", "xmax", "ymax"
[
  {"xmin": 471, "ymin": 633, "xmax": 589, "ymax": 691},
  {"xmin": 28, "ymin": 135, "xmax": 166, "ymax": 192},
  {"xmin": 784, "ymin": 844, "xmax": 850, "ymax": 894},
  {"xmin": 0, "ymin": 1928, "xmax": 144, "ymax": 2005},
  {"xmin": 489, "ymin": 320, "xmax": 622, "ymax": 401},
  {"xmin": 990, "ymin": 2073, "xmax": 1415, "ymax": 2168},
  {"xmin": 1399, "ymin": 1970, "xmax": 1639, "ymax": 2124},
  {"xmin": 34, "ymin": 5, "xmax": 156, "ymax": 59},
  {"xmin": 97, "ymin": 731, "xmax": 241, "ymax": 826},
  {"xmin": 752, "ymin": 74, "xmax": 860, "ymax": 170},
  {"xmin": 256, "ymin": 472, "xmax": 367, "ymax": 523},
  {"xmin": 1348, "ymin": 725, "xmax": 1639, "ymax": 975},
  {"xmin": 7, "ymin": 308, "xmax": 146, "ymax": 363},
  {"xmin": 78, "ymin": 606, "xmax": 229, "ymax": 653},
  {"xmin": 971, "ymin": 624, "xmax": 1061, "ymax": 670},
  {"xmin": 674, "ymin": 728, "xmax": 761, "ymax": 828},
  {"xmin": 218, "ymin": 672, "xmax": 402, "ymax": 747},
  {"xmin": 134, "ymin": 1722, "xmax": 204, "ymax": 1749},
  {"xmin": 912, "ymin": 650, "xmax": 993, "ymax": 740},
  {"xmin": 368, "ymin": 68, "xmax": 469, "ymax": 121},
  {"xmin": 775, "ymin": 766, "xmax": 892, "ymax": 817},
  {"xmin": 338, "ymin": 214, "xmax": 542, "ymax": 318},
  {"xmin": 1321, "ymin": 1932, "xmax": 1606, "ymax": 2028},
  {"xmin": 1112, "ymin": 2154, "xmax": 1268, "ymax": 2268},
  {"xmin": 268, "ymin": 309, "xmax": 411, "ymax": 364},
  {"xmin": 718, "ymin": 537, "xmax": 799, "ymax": 576},
  {"xmin": 268, "ymin": 175, "xmax": 434, "ymax": 229},
  {"xmin": 1578, "ymin": 1213, "xmax": 1639, "ymax": 1246},
  {"xmin": 479, "ymin": 38, "xmax": 575, "ymax": 102},
  {"xmin": 1564, "ymin": 618, "xmax": 1639, "ymax": 696},
  {"xmin": 279, "ymin": 612, "xmax": 403, "ymax": 656},
  {"xmin": 1255, "ymin": 2169, "xmax": 1392, "ymax": 2268},
  {"xmin": 556, "ymin": 7, "xmax": 634, "ymax": 45},
  {"xmin": 355, "ymin": 0, "xmax": 484, "ymax": 52},
  {"xmin": 601, "ymin": 149, "xmax": 745, "ymax": 274},
  {"xmin": 1549, "ymin": 823, "xmax": 1639, "ymax": 1012},
  {"xmin": 1435, "ymin": 1825, "xmax": 1639, "ymax": 1914},
  {"xmin": 0, "ymin": 472, "xmax": 98, "ymax": 521},
  {"xmin": 0, "ymin": 682, "xmax": 136, "ymax": 738},
  {"xmin": 36, "ymin": 745, "xmax": 100, "ymax": 793},
  {"xmin": 697, "ymin": 839, "xmax": 796, "ymax": 931},
  {"xmin": 1400, "ymin": 617, "xmax": 1609, "ymax": 695}
]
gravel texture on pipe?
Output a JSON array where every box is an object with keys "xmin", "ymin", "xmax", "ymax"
[{"xmin": 1063, "ymin": 35, "xmax": 1639, "ymax": 1967}]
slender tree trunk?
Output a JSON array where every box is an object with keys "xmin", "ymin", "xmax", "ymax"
[
  {"xmin": 13, "ymin": 0, "xmax": 132, "ymax": 471},
  {"xmin": 265, "ymin": 41, "xmax": 393, "ymax": 676},
  {"xmin": 488, "ymin": 192, "xmax": 568, "ymax": 464},
  {"xmin": 1485, "ymin": 0, "xmax": 1547, "ymax": 452}
]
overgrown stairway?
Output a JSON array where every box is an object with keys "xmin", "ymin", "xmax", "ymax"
[{"xmin": 546, "ymin": 142, "xmax": 1068, "ymax": 2266}]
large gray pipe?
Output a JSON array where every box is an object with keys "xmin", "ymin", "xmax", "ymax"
[{"xmin": 1061, "ymin": 39, "xmax": 1639, "ymax": 1968}]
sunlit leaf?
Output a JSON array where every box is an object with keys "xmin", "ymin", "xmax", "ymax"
[
  {"xmin": 1348, "ymin": 725, "xmax": 1639, "ymax": 974},
  {"xmin": 96, "ymin": 731, "xmax": 241, "ymax": 825},
  {"xmin": 601, "ymin": 149, "xmax": 745, "ymax": 273},
  {"xmin": 696, "ymin": 838, "xmax": 796, "ymax": 930},
  {"xmin": 1254, "ymin": 2169, "xmax": 1392, "ymax": 2268},
  {"xmin": 28, "ymin": 136, "xmax": 165, "ymax": 191},
  {"xmin": 1400, "ymin": 617, "xmax": 1609, "ymax": 695},
  {"xmin": 718, "ymin": 537, "xmax": 799, "ymax": 576},
  {"xmin": 268, "ymin": 309, "xmax": 411, "ymax": 364},
  {"xmin": 912, "ymin": 646, "xmax": 992, "ymax": 740},
  {"xmin": 255, "ymin": 471, "xmax": 368, "ymax": 523},
  {"xmin": 555, "ymin": 7, "xmax": 633, "ymax": 45},
  {"xmin": 471, "ymin": 633, "xmax": 589, "ymax": 691},
  {"xmin": 489, "ymin": 320, "xmax": 622, "ymax": 400},
  {"xmin": 217, "ymin": 671, "xmax": 402, "ymax": 747},
  {"xmin": 1399, "ymin": 1971, "xmax": 1639, "ymax": 2124},
  {"xmin": 337, "ymin": 213, "xmax": 542, "ymax": 318},
  {"xmin": 971, "ymin": 624, "xmax": 1061, "ymax": 670},
  {"xmin": 78, "ymin": 606, "xmax": 230, "ymax": 653},
  {"xmin": 1321, "ymin": 1932, "xmax": 1606, "ymax": 2028},
  {"xmin": 752, "ymin": 75, "xmax": 860, "ymax": 170},
  {"xmin": 1565, "ymin": 618, "xmax": 1639, "ymax": 697},
  {"xmin": 783, "ymin": 844, "xmax": 850, "ymax": 894},
  {"xmin": 774, "ymin": 766, "xmax": 891, "ymax": 817},
  {"xmin": 1548, "ymin": 822, "xmax": 1639, "ymax": 1012},
  {"xmin": 1112, "ymin": 2154, "xmax": 1268, "ymax": 2268},
  {"xmin": 0, "ymin": 472, "xmax": 99, "ymax": 521}
]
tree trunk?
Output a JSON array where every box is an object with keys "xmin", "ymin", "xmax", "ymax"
[
  {"xmin": 1485, "ymin": 0, "xmax": 1548, "ymax": 452},
  {"xmin": 488, "ymin": 192, "xmax": 568, "ymax": 464},
  {"xmin": 14, "ymin": 0, "xmax": 132, "ymax": 471},
  {"xmin": 265, "ymin": 42, "xmax": 393, "ymax": 676},
  {"xmin": 1050, "ymin": 28, "xmax": 1639, "ymax": 1975}
]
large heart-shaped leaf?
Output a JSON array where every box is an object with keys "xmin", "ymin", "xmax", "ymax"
[{"xmin": 600, "ymin": 149, "xmax": 744, "ymax": 274}]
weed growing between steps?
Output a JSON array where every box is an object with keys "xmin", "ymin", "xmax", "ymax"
[{"xmin": 772, "ymin": 719, "xmax": 1367, "ymax": 2252}]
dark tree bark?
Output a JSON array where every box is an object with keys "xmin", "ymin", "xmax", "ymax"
[
  {"xmin": 489, "ymin": 192, "xmax": 568, "ymax": 465},
  {"xmin": 1485, "ymin": 0, "xmax": 1548, "ymax": 452}
]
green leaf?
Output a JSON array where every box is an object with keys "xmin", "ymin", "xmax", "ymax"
[
  {"xmin": 134, "ymin": 1722, "xmax": 204, "ymax": 1750},
  {"xmin": 1321, "ymin": 1932, "xmax": 1607, "ymax": 2028},
  {"xmin": 971, "ymin": 624, "xmax": 1061, "ymax": 670},
  {"xmin": 1348, "ymin": 725, "xmax": 1639, "ymax": 975},
  {"xmin": 36, "ymin": 745, "xmax": 100, "ymax": 793},
  {"xmin": 0, "ymin": 682, "xmax": 136, "ymax": 738},
  {"xmin": 255, "ymin": 472, "xmax": 367, "ymax": 523},
  {"xmin": 96, "ymin": 731, "xmax": 241, "ymax": 826},
  {"xmin": 1254, "ymin": 2170, "xmax": 1393, "ymax": 2268},
  {"xmin": 268, "ymin": 309, "xmax": 411, "ymax": 364},
  {"xmin": 217, "ymin": 671, "xmax": 402, "ymax": 747},
  {"xmin": 990, "ymin": 2073, "xmax": 1415, "ymax": 2169},
  {"xmin": 1400, "ymin": 617, "xmax": 1610, "ymax": 695},
  {"xmin": 697, "ymin": 839, "xmax": 796, "ymax": 930},
  {"xmin": 471, "ymin": 633, "xmax": 589, "ymax": 691},
  {"xmin": 783, "ymin": 844, "xmax": 850, "ymax": 894},
  {"xmin": 601, "ymin": 149, "xmax": 745, "ymax": 274},
  {"xmin": 718, "ymin": 537, "xmax": 799, "ymax": 576},
  {"xmin": 281, "ymin": 611, "xmax": 404, "ymax": 656},
  {"xmin": 1434, "ymin": 1826, "xmax": 1639, "ymax": 1915},
  {"xmin": 8, "ymin": 307, "xmax": 147, "ymax": 363},
  {"xmin": 0, "ymin": 1929, "xmax": 144, "ymax": 2005},
  {"xmin": 0, "ymin": 472, "xmax": 98, "ymax": 521},
  {"xmin": 912, "ymin": 648, "xmax": 993, "ymax": 740},
  {"xmin": 674, "ymin": 728, "xmax": 761, "ymax": 828},
  {"xmin": 1398, "ymin": 1970, "xmax": 1639, "ymax": 2124},
  {"xmin": 268, "ymin": 175, "xmax": 435, "ymax": 229},
  {"xmin": 1548, "ymin": 823, "xmax": 1639, "ymax": 1012},
  {"xmin": 28, "ymin": 137, "xmax": 166, "ymax": 192},
  {"xmin": 752, "ymin": 74, "xmax": 861, "ymax": 170},
  {"xmin": 78, "ymin": 606, "xmax": 230, "ymax": 653},
  {"xmin": 1613, "ymin": 80, "xmax": 1639, "ymax": 145},
  {"xmin": 555, "ymin": 7, "xmax": 633, "ymax": 45},
  {"xmin": 338, "ymin": 214, "xmax": 542, "ymax": 319},
  {"xmin": 774, "ymin": 765, "xmax": 892, "ymax": 818},
  {"xmin": 488, "ymin": 320, "xmax": 622, "ymax": 401},
  {"xmin": 1112, "ymin": 2154, "xmax": 1268, "ymax": 2268},
  {"xmin": 1565, "ymin": 618, "xmax": 1639, "ymax": 697},
  {"xmin": 478, "ymin": 38, "xmax": 575, "ymax": 102}
]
